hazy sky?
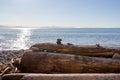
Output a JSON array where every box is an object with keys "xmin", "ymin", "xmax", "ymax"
[{"xmin": 0, "ymin": 0, "xmax": 120, "ymax": 28}]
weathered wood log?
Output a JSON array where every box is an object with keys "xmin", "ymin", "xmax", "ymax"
[
  {"xmin": 20, "ymin": 51, "xmax": 120, "ymax": 73},
  {"xmin": 30, "ymin": 43, "xmax": 118, "ymax": 58},
  {"xmin": 1, "ymin": 73, "xmax": 25, "ymax": 80},
  {"xmin": 2, "ymin": 74, "xmax": 120, "ymax": 80},
  {"xmin": 0, "ymin": 65, "xmax": 8, "ymax": 73}
]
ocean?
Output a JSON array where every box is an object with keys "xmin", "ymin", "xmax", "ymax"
[{"xmin": 0, "ymin": 28, "xmax": 120, "ymax": 50}]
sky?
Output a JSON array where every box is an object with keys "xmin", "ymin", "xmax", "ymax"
[{"xmin": 0, "ymin": 0, "xmax": 120, "ymax": 28}]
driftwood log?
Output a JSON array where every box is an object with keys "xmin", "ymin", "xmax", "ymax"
[
  {"xmin": 20, "ymin": 51, "xmax": 120, "ymax": 73},
  {"xmin": 2, "ymin": 74, "xmax": 120, "ymax": 80},
  {"xmin": 30, "ymin": 43, "xmax": 120, "ymax": 58}
]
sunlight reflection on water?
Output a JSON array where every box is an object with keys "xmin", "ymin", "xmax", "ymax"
[{"xmin": 12, "ymin": 28, "xmax": 31, "ymax": 50}]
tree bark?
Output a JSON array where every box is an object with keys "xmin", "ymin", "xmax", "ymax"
[{"xmin": 20, "ymin": 51, "xmax": 120, "ymax": 73}]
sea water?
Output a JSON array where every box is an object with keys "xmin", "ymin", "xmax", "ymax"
[{"xmin": 0, "ymin": 28, "xmax": 120, "ymax": 50}]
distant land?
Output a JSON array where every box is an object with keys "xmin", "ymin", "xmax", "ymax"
[
  {"xmin": 0, "ymin": 25, "xmax": 89, "ymax": 28},
  {"xmin": 0, "ymin": 25, "xmax": 120, "ymax": 28},
  {"xmin": 0, "ymin": 25, "xmax": 69, "ymax": 28}
]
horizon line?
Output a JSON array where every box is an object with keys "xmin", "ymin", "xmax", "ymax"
[{"xmin": 0, "ymin": 25, "xmax": 120, "ymax": 28}]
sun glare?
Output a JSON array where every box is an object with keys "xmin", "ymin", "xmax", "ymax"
[{"xmin": 12, "ymin": 28, "xmax": 31, "ymax": 50}]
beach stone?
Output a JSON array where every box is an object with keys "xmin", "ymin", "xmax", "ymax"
[
  {"xmin": 112, "ymin": 53, "xmax": 120, "ymax": 59},
  {"xmin": 95, "ymin": 44, "xmax": 101, "ymax": 48},
  {"xmin": 67, "ymin": 43, "xmax": 73, "ymax": 46},
  {"xmin": 56, "ymin": 38, "xmax": 62, "ymax": 45}
]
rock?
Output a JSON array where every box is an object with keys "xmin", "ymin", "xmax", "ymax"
[
  {"xmin": 95, "ymin": 44, "xmax": 101, "ymax": 48},
  {"xmin": 20, "ymin": 51, "xmax": 120, "ymax": 73},
  {"xmin": 67, "ymin": 43, "xmax": 73, "ymax": 46},
  {"xmin": 56, "ymin": 38, "xmax": 62, "ymax": 45},
  {"xmin": 112, "ymin": 53, "xmax": 120, "ymax": 59}
]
